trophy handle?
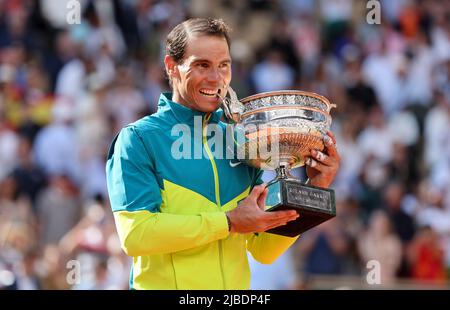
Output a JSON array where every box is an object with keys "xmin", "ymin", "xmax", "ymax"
[{"xmin": 218, "ymin": 86, "xmax": 245, "ymax": 123}]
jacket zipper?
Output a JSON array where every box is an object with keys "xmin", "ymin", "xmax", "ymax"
[
  {"xmin": 202, "ymin": 113, "xmax": 226, "ymax": 289},
  {"xmin": 202, "ymin": 113, "xmax": 221, "ymax": 208}
]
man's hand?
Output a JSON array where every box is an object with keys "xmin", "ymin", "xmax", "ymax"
[
  {"xmin": 226, "ymin": 184, "xmax": 299, "ymax": 234},
  {"xmin": 305, "ymin": 131, "xmax": 341, "ymax": 188}
]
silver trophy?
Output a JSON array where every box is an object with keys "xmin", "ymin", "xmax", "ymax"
[{"xmin": 220, "ymin": 87, "xmax": 337, "ymax": 237}]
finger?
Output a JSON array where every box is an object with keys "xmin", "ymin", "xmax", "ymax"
[
  {"xmin": 260, "ymin": 212, "xmax": 299, "ymax": 232},
  {"xmin": 257, "ymin": 187, "xmax": 268, "ymax": 211},
  {"xmin": 248, "ymin": 183, "xmax": 267, "ymax": 202},
  {"xmin": 323, "ymin": 134, "xmax": 340, "ymax": 160},
  {"xmin": 310, "ymin": 149, "xmax": 335, "ymax": 167},
  {"xmin": 323, "ymin": 134, "xmax": 334, "ymax": 148},
  {"xmin": 269, "ymin": 210, "xmax": 298, "ymax": 218},
  {"xmin": 266, "ymin": 214, "xmax": 299, "ymax": 225},
  {"xmin": 263, "ymin": 216, "xmax": 299, "ymax": 231},
  {"xmin": 326, "ymin": 131, "xmax": 336, "ymax": 144},
  {"xmin": 305, "ymin": 157, "xmax": 334, "ymax": 172},
  {"xmin": 263, "ymin": 222, "xmax": 288, "ymax": 232},
  {"xmin": 264, "ymin": 210, "xmax": 298, "ymax": 221}
]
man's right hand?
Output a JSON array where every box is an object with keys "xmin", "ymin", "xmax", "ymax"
[{"xmin": 226, "ymin": 184, "xmax": 299, "ymax": 234}]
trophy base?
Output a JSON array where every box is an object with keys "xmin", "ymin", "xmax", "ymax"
[{"xmin": 265, "ymin": 178, "xmax": 336, "ymax": 237}]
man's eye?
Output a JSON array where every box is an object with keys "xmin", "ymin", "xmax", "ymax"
[{"xmin": 197, "ymin": 63, "xmax": 209, "ymax": 68}]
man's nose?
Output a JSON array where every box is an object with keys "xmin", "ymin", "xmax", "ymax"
[{"xmin": 207, "ymin": 68, "xmax": 221, "ymax": 82}]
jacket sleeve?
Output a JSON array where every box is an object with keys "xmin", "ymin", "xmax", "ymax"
[
  {"xmin": 106, "ymin": 126, "xmax": 229, "ymax": 257},
  {"xmin": 246, "ymin": 233, "xmax": 299, "ymax": 264}
]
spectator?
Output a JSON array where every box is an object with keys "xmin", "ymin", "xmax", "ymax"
[
  {"xmin": 358, "ymin": 210, "xmax": 403, "ymax": 283},
  {"xmin": 251, "ymin": 49, "xmax": 295, "ymax": 93},
  {"xmin": 103, "ymin": 65, "xmax": 147, "ymax": 129},
  {"xmin": 298, "ymin": 219, "xmax": 349, "ymax": 276},
  {"xmin": 11, "ymin": 135, "xmax": 47, "ymax": 206},
  {"xmin": 407, "ymin": 226, "xmax": 447, "ymax": 284},
  {"xmin": 384, "ymin": 181, "xmax": 416, "ymax": 243},
  {"xmin": 33, "ymin": 100, "xmax": 80, "ymax": 183},
  {"xmin": 35, "ymin": 175, "xmax": 81, "ymax": 246},
  {"xmin": 0, "ymin": 118, "xmax": 19, "ymax": 180}
]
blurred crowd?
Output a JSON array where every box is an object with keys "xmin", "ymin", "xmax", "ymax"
[{"xmin": 0, "ymin": 0, "xmax": 449, "ymax": 290}]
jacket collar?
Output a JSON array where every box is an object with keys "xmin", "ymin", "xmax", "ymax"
[{"xmin": 158, "ymin": 92, "xmax": 223, "ymax": 124}]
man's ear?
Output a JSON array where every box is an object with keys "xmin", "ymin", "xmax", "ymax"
[{"xmin": 164, "ymin": 55, "xmax": 179, "ymax": 79}]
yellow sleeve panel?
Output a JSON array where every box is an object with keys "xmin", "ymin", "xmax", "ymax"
[
  {"xmin": 246, "ymin": 232, "xmax": 299, "ymax": 264},
  {"xmin": 114, "ymin": 210, "xmax": 229, "ymax": 257}
]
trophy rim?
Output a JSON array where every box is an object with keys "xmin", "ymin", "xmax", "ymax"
[
  {"xmin": 240, "ymin": 105, "xmax": 332, "ymax": 121},
  {"xmin": 239, "ymin": 90, "xmax": 334, "ymax": 109}
]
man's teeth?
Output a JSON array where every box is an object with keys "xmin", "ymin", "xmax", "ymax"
[{"xmin": 199, "ymin": 89, "xmax": 218, "ymax": 96}]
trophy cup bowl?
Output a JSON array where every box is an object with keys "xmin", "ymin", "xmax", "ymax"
[{"xmin": 221, "ymin": 89, "xmax": 337, "ymax": 237}]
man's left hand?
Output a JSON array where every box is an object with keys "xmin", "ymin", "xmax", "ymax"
[{"xmin": 305, "ymin": 131, "xmax": 340, "ymax": 188}]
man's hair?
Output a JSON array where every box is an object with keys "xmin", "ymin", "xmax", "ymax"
[{"xmin": 166, "ymin": 18, "xmax": 231, "ymax": 64}]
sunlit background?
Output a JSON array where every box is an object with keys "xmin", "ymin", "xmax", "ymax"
[{"xmin": 0, "ymin": 0, "xmax": 450, "ymax": 289}]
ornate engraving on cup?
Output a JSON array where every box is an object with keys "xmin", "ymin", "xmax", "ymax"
[{"xmin": 222, "ymin": 89, "xmax": 336, "ymax": 170}]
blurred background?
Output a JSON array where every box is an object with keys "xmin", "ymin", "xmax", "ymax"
[{"xmin": 0, "ymin": 0, "xmax": 449, "ymax": 290}]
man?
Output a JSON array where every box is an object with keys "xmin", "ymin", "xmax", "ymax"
[{"xmin": 106, "ymin": 18, "xmax": 340, "ymax": 289}]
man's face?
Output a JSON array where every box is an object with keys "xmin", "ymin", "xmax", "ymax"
[{"xmin": 166, "ymin": 35, "xmax": 232, "ymax": 113}]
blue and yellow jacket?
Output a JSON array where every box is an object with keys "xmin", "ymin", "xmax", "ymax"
[{"xmin": 106, "ymin": 93, "xmax": 298, "ymax": 289}]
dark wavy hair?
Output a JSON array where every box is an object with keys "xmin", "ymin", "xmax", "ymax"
[{"xmin": 166, "ymin": 17, "xmax": 231, "ymax": 63}]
